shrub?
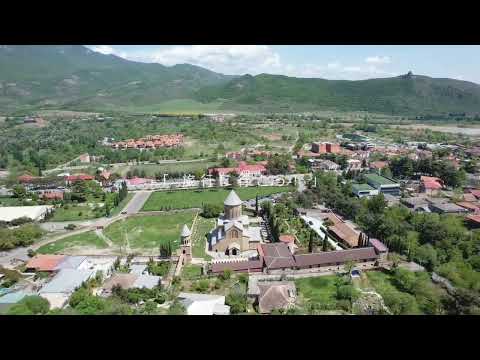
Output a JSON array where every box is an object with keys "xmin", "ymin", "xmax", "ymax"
[
  {"xmin": 238, "ymin": 273, "xmax": 248, "ymax": 284},
  {"xmin": 195, "ymin": 279, "xmax": 210, "ymax": 293},
  {"xmin": 21, "ymin": 295, "xmax": 50, "ymax": 314},
  {"xmin": 226, "ymin": 292, "xmax": 247, "ymax": 314},
  {"xmin": 220, "ymin": 269, "xmax": 232, "ymax": 281}
]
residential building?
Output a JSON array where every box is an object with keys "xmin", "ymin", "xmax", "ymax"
[
  {"xmin": 39, "ymin": 269, "xmax": 95, "ymax": 309},
  {"xmin": 257, "ymin": 281, "xmax": 297, "ymax": 314},
  {"xmin": 308, "ymin": 159, "xmax": 341, "ymax": 172},
  {"xmin": 420, "ymin": 176, "xmax": 443, "ymax": 195},
  {"xmin": 346, "ymin": 159, "xmax": 362, "ymax": 171},
  {"xmin": 26, "ymin": 255, "xmax": 66, "ymax": 272},
  {"xmin": 208, "ymin": 161, "xmax": 267, "ymax": 177},
  {"xmin": 311, "ymin": 142, "xmax": 341, "ymax": 154},
  {"xmin": 400, "ymin": 196, "xmax": 429, "ymax": 210},
  {"xmin": 102, "ymin": 273, "xmax": 161, "ymax": 295},
  {"xmin": 428, "ymin": 202, "xmax": 469, "ymax": 215},
  {"xmin": 259, "ymin": 243, "xmax": 296, "ymax": 271},
  {"xmin": 369, "ymin": 161, "xmax": 388, "ymax": 171}
]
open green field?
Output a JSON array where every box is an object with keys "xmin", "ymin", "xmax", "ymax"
[
  {"xmin": 142, "ymin": 186, "xmax": 293, "ymax": 211},
  {"xmin": 51, "ymin": 204, "xmax": 101, "ymax": 221},
  {"xmin": 192, "ymin": 216, "xmax": 215, "ymax": 260},
  {"xmin": 37, "ymin": 231, "xmax": 108, "ymax": 254},
  {"xmin": 113, "ymin": 160, "xmax": 218, "ymax": 177},
  {"xmin": 295, "ymin": 275, "xmax": 339, "ymax": 308},
  {"xmin": 104, "ymin": 211, "xmax": 196, "ymax": 250},
  {"xmin": 112, "ymin": 99, "xmax": 226, "ymax": 115},
  {"xmin": 182, "ymin": 264, "xmax": 203, "ymax": 280},
  {"xmin": 0, "ymin": 197, "xmax": 25, "ymax": 206}
]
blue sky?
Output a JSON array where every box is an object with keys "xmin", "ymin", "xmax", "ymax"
[{"xmin": 86, "ymin": 45, "xmax": 480, "ymax": 83}]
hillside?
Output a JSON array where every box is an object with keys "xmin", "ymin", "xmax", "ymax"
[
  {"xmin": 195, "ymin": 73, "xmax": 480, "ymax": 115},
  {"xmin": 1, "ymin": 45, "xmax": 480, "ymax": 115},
  {"xmin": 0, "ymin": 45, "xmax": 234, "ymax": 112}
]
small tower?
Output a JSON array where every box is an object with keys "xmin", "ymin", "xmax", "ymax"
[{"xmin": 180, "ymin": 224, "xmax": 192, "ymax": 264}]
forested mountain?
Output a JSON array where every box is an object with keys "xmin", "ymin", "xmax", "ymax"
[
  {"xmin": 195, "ymin": 72, "xmax": 480, "ymax": 114},
  {"xmin": 0, "ymin": 45, "xmax": 234, "ymax": 111},
  {"xmin": 1, "ymin": 45, "xmax": 480, "ymax": 115}
]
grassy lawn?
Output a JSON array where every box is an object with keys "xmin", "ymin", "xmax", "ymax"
[
  {"xmin": 110, "ymin": 192, "xmax": 134, "ymax": 217},
  {"xmin": 142, "ymin": 186, "xmax": 293, "ymax": 211},
  {"xmin": 295, "ymin": 275, "xmax": 339, "ymax": 307},
  {"xmin": 114, "ymin": 160, "xmax": 218, "ymax": 177},
  {"xmin": 192, "ymin": 216, "xmax": 215, "ymax": 260},
  {"xmin": 0, "ymin": 197, "xmax": 25, "ymax": 206},
  {"xmin": 104, "ymin": 210, "xmax": 196, "ymax": 250},
  {"xmin": 50, "ymin": 204, "xmax": 102, "ymax": 221},
  {"xmin": 182, "ymin": 264, "xmax": 203, "ymax": 280},
  {"xmin": 37, "ymin": 231, "xmax": 108, "ymax": 254}
]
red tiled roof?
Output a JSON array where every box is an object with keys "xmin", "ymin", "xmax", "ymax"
[
  {"xmin": 127, "ymin": 177, "xmax": 151, "ymax": 185},
  {"xmin": 18, "ymin": 175, "xmax": 37, "ymax": 183},
  {"xmin": 26, "ymin": 255, "xmax": 66, "ymax": 272},
  {"xmin": 209, "ymin": 162, "xmax": 267, "ymax": 176},
  {"xmin": 368, "ymin": 238, "xmax": 388, "ymax": 252},
  {"xmin": 210, "ymin": 260, "xmax": 263, "ymax": 273},
  {"xmin": 469, "ymin": 189, "xmax": 480, "ymax": 199},
  {"xmin": 456, "ymin": 202, "xmax": 480, "ymax": 212},
  {"xmin": 279, "ymin": 235, "xmax": 295, "ymax": 243},
  {"xmin": 100, "ymin": 171, "xmax": 111, "ymax": 180},
  {"xmin": 261, "ymin": 243, "xmax": 296, "ymax": 269},
  {"xmin": 423, "ymin": 181, "xmax": 443, "ymax": 190},
  {"xmin": 369, "ymin": 161, "xmax": 388, "ymax": 169},
  {"xmin": 41, "ymin": 191, "xmax": 64, "ymax": 200},
  {"xmin": 466, "ymin": 214, "xmax": 480, "ymax": 224},
  {"xmin": 294, "ymin": 247, "xmax": 378, "ymax": 268},
  {"xmin": 463, "ymin": 193, "xmax": 477, "ymax": 202},
  {"xmin": 66, "ymin": 174, "xmax": 94, "ymax": 182}
]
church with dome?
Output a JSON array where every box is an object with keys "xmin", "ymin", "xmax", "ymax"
[{"xmin": 208, "ymin": 190, "xmax": 262, "ymax": 255}]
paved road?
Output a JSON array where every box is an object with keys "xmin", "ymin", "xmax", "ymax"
[
  {"xmin": 123, "ymin": 191, "xmax": 151, "ymax": 214},
  {"xmin": 0, "ymin": 191, "xmax": 149, "ymax": 268}
]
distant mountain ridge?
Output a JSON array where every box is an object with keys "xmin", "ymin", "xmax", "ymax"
[{"xmin": 1, "ymin": 45, "xmax": 480, "ymax": 115}]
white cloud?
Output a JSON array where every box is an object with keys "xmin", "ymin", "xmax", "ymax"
[
  {"xmin": 365, "ymin": 56, "xmax": 391, "ymax": 64},
  {"xmin": 90, "ymin": 45, "xmax": 127, "ymax": 59},
  {"xmin": 87, "ymin": 45, "xmax": 398, "ymax": 80},
  {"xmin": 147, "ymin": 45, "xmax": 282, "ymax": 75}
]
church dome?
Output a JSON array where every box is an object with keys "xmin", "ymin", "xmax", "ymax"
[{"xmin": 224, "ymin": 190, "xmax": 242, "ymax": 206}]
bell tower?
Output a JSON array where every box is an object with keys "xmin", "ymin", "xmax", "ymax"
[{"xmin": 180, "ymin": 224, "xmax": 192, "ymax": 264}]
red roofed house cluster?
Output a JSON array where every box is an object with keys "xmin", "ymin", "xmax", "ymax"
[{"xmin": 110, "ymin": 134, "xmax": 184, "ymax": 150}]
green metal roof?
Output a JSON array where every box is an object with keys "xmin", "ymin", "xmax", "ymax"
[
  {"xmin": 364, "ymin": 173, "xmax": 398, "ymax": 186},
  {"xmin": 352, "ymin": 183, "xmax": 376, "ymax": 191}
]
